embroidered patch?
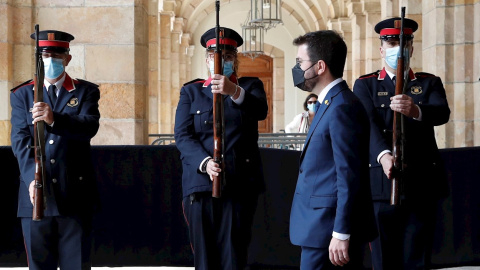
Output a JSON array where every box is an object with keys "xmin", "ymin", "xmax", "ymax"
[
  {"xmin": 378, "ymin": 92, "xmax": 389, "ymax": 96},
  {"xmin": 411, "ymin": 86, "xmax": 422, "ymax": 95},
  {"xmin": 67, "ymin": 97, "xmax": 79, "ymax": 107}
]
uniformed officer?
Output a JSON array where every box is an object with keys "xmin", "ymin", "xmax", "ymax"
[
  {"xmin": 10, "ymin": 30, "xmax": 100, "ymax": 270},
  {"xmin": 353, "ymin": 17, "xmax": 450, "ymax": 269},
  {"xmin": 174, "ymin": 27, "xmax": 268, "ymax": 269}
]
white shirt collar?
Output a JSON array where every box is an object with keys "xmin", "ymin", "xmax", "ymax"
[
  {"xmin": 44, "ymin": 73, "xmax": 66, "ymax": 92},
  {"xmin": 385, "ymin": 69, "xmax": 395, "ymax": 80},
  {"xmin": 317, "ymin": 77, "xmax": 343, "ymax": 105}
]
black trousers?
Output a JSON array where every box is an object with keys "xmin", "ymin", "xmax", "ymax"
[
  {"xmin": 182, "ymin": 191, "xmax": 258, "ymax": 270},
  {"xmin": 370, "ymin": 200, "xmax": 437, "ymax": 270},
  {"xmin": 21, "ymin": 215, "xmax": 93, "ymax": 270}
]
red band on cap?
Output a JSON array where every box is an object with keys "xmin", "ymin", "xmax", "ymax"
[
  {"xmin": 380, "ymin": 28, "xmax": 413, "ymax": 36},
  {"xmin": 39, "ymin": 40, "xmax": 70, "ymax": 48},
  {"xmin": 206, "ymin": 38, "xmax": 237, "ymax": 48}
]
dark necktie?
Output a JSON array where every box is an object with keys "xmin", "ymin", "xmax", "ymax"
[
  {"xmin": 392, "ymin": 76, "xmax": 396, "ymax": 86},
  {"xmin": 48, "ymin": 84, "xmax": 57, "ymax": 107}
]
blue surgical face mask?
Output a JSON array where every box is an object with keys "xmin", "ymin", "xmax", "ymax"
[
  {"xmin": 209, "ymin": 60, "xmax": 234, "ymax": 78},
  {"xmin": 43, "ymin": 57, "xmax": 65, "ymax": 79},
  {"xmin": 307, "ymin": 103, "xmax": 316, "ymax": 112},
  {"xmin": 384, "ymin": 46, "xmax": 400, "ymax": 70}
]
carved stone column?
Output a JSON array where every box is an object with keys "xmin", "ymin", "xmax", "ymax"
[
  {"xmin": 423, "ymin": 1, "xmax": 479, "ymax": 148},
  {"xmin": 159, "ymin": 3, "xmax": 175, "ymax": 133}
]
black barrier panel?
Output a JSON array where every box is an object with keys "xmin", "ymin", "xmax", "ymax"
[{"xmin": 1, "ymin": 145, "xmax": 480, "ymax": 268}]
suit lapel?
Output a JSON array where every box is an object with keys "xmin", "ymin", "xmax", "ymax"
[
  {"xmin": 202, "ymin": 85, "xmax": 214, "ymax": 100},
  {"xmin": 299, "ymin": 81, "xmax": 347, "ymax": 162},
  {"xmin": 55, "ymin": 87, "xmax": 73, "ymax": 112},
  {"xmin": 55, "ymin": 75, "xmax": 77, "ymax": 112}
]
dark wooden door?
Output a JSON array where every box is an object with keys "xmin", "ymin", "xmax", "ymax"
[{"xmin": 237, "ymin": 54, "xmax": 273, "ymax": 133}]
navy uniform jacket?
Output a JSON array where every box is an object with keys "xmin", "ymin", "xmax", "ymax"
[
  {"xmin": 10, "ymin": 73, "xmax": 100, "ymax": 217},
  {"xmin": 289, "ymin": 81, "xmax": 377, "ymax": 248},
  {"xmin": 174, "ymin": 76, "xmax": 268, "ymax": 198},
  {"xmin": 353, "ymin": 68, "xmax": 450, "ymax": 201}
]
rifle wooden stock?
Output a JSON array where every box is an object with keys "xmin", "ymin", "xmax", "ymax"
[
  {"xmin": 391, "ymin": 8, "xmax": 406, "ymax": 206},
  {"xmin": 32, "ymin": 24, "xmax": 46, "ymax": 220},
  {"xmin": 212, "ymin": 0, "xmax": 225, "ymax": 198},
  {"xmin": 391, "ymin": 57, "xmax": 404, "ymax": 205}
]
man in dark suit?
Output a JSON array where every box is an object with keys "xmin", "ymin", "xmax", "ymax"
[
  {"xmin": 353, "ymin": 17, "xmax": 450, "ymax": 269},
  {"xmin": 174, "ymin": 27, "xmax": 268, "ymax": 269},
  {"xmin": 10, "ymin": 30, "xmax": 100, "ymax": 270},
  {"xmin": 289, "ymin": 30, "xmax": 376, "ymax": 269}
]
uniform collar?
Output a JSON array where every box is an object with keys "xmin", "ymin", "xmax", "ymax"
[
  {"xmin": 43, "ymin": 73, "xmax": 77, "ymax": 92},
  {"xmin": 378, "ymin": 67, "xmax": 417, "ymax": 81}
]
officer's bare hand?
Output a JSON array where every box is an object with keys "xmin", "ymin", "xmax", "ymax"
[
  {"xmin": 31, "ymin": 102, "xmax": 54, "ymax": 125},
  {"xmin": 390, "ymin": 94, "xmax": 419, "ymax": 118},
  {"xmin": 380, "ymin": 153, "xmax": 394, "ymax": 179},
  {"xmin": 28, "ymin": 180, "xmax": 35, "ymax": 205},
  {"xmin": 329, "ymin": 237, "xmax": 350, "ymax": 266},
  {"xmin": 206, "ymin": 159, "xmax": 222, "ymax": 181},
  {"xmin": 210, "ymin": 74, "xmax": 236, "ymax": 96}
]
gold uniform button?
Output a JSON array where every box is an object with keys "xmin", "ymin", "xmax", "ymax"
[
  {"xmin": 381, "ymin": 104, "xmax": 385, "ymax": 108},
  {"xmin": 79, "ymin": 176, "xmax": 83, "ymax": 181},
  {"xmin": 49, "ymin": 140, "xmax": 54, "ymax": 144},
  {"xmin": 50, "ymin": 159, "xmax": 55, "ymax": 164},
  {"xmin": 197, "ymin": 110, "xmax": 200, "ymax": 114},
  {"xmin": 52, "ymin": 178, "xmax": 57, "ymax": 183}
]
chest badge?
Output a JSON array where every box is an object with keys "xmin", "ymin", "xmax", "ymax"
[
  {"xmin": 378, "ymin": 92, "xmax": 389, "ymax": 96},
  {"xmin": 67, "ymin": 97, "xmax": 79, "ymax": 107},
  {"xmin": 411, "ymin": 86, "xmax": 422, "ymax": 95}
]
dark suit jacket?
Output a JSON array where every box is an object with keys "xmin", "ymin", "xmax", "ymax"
[
  {"xmin": 353, "ymin": 68, "xmax": 450, "ymax": 201},
  {"xmin": 10, "ymin": 73, "xmax": 100, "ymax": 217},
  {"xmin": 289, "ymin": 80, "xmax": 376, "ymax": 248},
  {"xmin": 174, "ymin": 76, "xmax": 268, "ymax": 197}
]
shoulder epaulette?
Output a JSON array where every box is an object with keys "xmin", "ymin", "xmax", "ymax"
[
  {"xmin": 358, "ymin": 70, "xmax": 380, "ymax": 79},
  {"xmin": 415, "ymin": 72, "xmax": 436, "ymax": 78},
  {"xmin": 75, "ymin": 79, "xmax": 99, "ymax": 87},
  {"xmin": 10, "ymin": 79, "xmax": 34, "ymax": 93},
  {"xmin": 183, "ymin": 78, "xmax": 205, "ymax": 86}
]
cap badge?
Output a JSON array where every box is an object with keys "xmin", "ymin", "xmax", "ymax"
[
  {"xmin": 48, "ymin": 33, "xmax": 55, "ymax": 41},
  {"xmin": 67, "ymin": 97, "xmax": 79, "ymax": 107},
  {"xmin": 411, "ymin": 86, "xmax": 422, "ymax": 95}
]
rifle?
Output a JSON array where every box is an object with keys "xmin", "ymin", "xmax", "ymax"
[
  {"xmin": 212, "ymin": 0, "xmax": 225, "ymax": 198},
  {"xmin": 391, "ymin": 7, "xmax": 408, "ymax": 205},
  {"xmin": 32, "ymin": 24, "xmax": 47, "ymax": 220}
]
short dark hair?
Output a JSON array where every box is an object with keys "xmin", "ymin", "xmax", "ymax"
[
  {"xmin": 293, "ymin": 30, "xmax": 347, "ymax": 79},
  {"xmin": 303, "ymin": 93, "xmax": 318, "ymax": 111}
]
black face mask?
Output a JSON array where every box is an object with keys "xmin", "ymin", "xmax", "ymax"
[{"xmin": 292, "ymin": 62, "xmax": 318, "ymax": 92}]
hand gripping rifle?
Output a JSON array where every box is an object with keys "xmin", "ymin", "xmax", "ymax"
[
  {"xmin": 391, "ymin": 7, "xmax": 408, "ymax": 205},
  {"xmin": 32, "ymin": 24, "xmax": 47, "ymax": 220},
  {"xmin": 212, "ymin": 0, "xmax": 225, "ymax": 198}
]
